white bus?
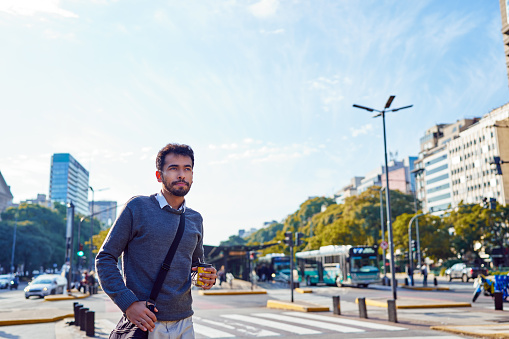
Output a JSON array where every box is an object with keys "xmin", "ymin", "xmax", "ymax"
[{"xmin": 296, "ymin": 245, "xmax": 380, "ymax": 287}]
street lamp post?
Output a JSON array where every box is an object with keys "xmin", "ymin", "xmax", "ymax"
[
  {"xmin": 353, "ymin": 95, "xmax": 413, "ymax": 300},
  {"xmin": 88, "ymin": 186, "xmax": 109, "ymax": 270},
  {"xmin": 10, "ymin": 212, "xmax": 17, "ymax": 274},
  {"xmin": 379, "ymin": 187, "xmax": 387, "ymax": 280}
]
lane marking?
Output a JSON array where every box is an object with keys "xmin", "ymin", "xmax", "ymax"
[
  {"xmin": 253, "ymin": 313, "xmax": 364, "ymax": 333},
  {"xmin": 193, "ymin": 323, "xmax": 236, "ymax": 338},
  {"xmin": 283, "ymin": 312, "xmax": 406, "ymax": 331},
  {"xmin": 221, "ymin": 314, "xmax": 320, "ymax": 335},
  {"xmin": 194, "ymin": 317, "xmax": 278, "ymax": 337}
]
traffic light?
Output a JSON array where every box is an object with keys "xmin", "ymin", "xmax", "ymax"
[
  {"xmin": 491, "ymin": 156, "xmax": 503, "ymax": 175},
  {"xmin": 249, "ymin": 251, "xmax": 257, "ymax": 261},
  {"xmin": 295, "ymin": 232, "xmax": 304, "ymax": 246},
  {"xmin": 490, "ymin": 198, "xmax": 497, "ymax": 210},
  {"xmin": 284, "ymin": 231, "xmax": 293, "ymax": 247},
  {"xmin": 77, "ymin": 243, "xmax": 84, "ymax": 257},
  {"xmin": 411, "ymin": 240, "xmax": 417, "ymax": 252}
]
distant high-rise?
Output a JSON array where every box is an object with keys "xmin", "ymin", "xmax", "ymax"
[
  {"xmin": 89, "ymin": 200, "xmax": 117, "ymax": 229},
  {"xmin": 499, "ymin": 0, "xmax": 509, "ymax": 86},
  {"xmin": 49, "ymin": 153, "xmax": 89, "ymax": 215}
]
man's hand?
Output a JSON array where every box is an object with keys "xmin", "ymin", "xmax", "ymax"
[
  {"xmin": 125, "ymin": 301, "xmax": 158, "ymax": 332},
  {"xmin": 192, "ymin": 266, "xmax": 218, "ymax": 290}
]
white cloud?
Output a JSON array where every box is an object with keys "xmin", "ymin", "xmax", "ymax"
[
  {"xmin": 350, "ymin": 124, "xmax": 373, "ymax": 137},
  {"xmin": 260, "ymin": 28, "xmax": 285, "ymax": 35},
  {"xmin": 0, "ymin": 0, "xmax": 78, "ymax": 18},
  {"xmin": 208, "ymin": 141, "xmax": 319, "ymax": 165},
  {"xmin": 249, "ymin": 0, "xmax": 279, "ymax": 18},
  {"xmin": 43, "ymin": 28, "xmax": 75, "ymax": 40}
]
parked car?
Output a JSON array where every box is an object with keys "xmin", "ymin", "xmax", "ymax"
[
  {"xmin": 24, "ymin": 274, "xmax": 67, "ymax": 299},
  {"xmin": 445, "ymin": 263, "xmax": 489, "ymax": 282},
  {"xmin": 0, "ymin": 275, "xmax": 11, "ymax": 289}
]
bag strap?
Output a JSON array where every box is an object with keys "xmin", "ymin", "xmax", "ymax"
[{"xmin": 146, "ymin": 212, "xmax": 186, "ymax": 310}]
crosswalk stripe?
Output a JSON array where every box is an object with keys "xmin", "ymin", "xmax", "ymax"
[
  {"xmin": 193, "ymin": 323, "xmax": 236, "ymax": 338},
  {"xmin": 361, "ymin": 337, "xmax": 462, "ymax": 339},
  {"xmin": 253, "ymin": 313, "xmax": 364, "ymax": 333},
  {"xmin": 221, "ymin": 314, "xmax": 321, "ymax": 335},
  {"xmin": 283, "ymin": 312, "xmax": 406, "ymax": 331},
  {"xmin": 195, "ymin": 317, "xmax": 279, "ymax": 337}
]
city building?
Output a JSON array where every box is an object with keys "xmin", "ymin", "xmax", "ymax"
[
  {"xmin": 335, "ymin": 177, "xmax": 364, "ymax": 204},
  {"xmin": 20, "ymin": 194, "xmax": 52, "ymax": 209},
  {"xmin": 416, "ymin": 103, "xmax": 509, "ymax": 212},
  {"xmin": 49, "ymin": 153, "xmax": 90, "ymax": 215},
  {"xmin": 335, "ymin": 156, "xmax": 417, "ymax": 204},
  {"xmin": 0, "ymin": 171, "xmax": 13, "ymax": 214},
  {"xmin": 89, "ymin": 200, "xmax": 117, "ymax": 229},
  {"xmin": 414, "ymin": 119, "xmax": 479, "ymax": 213},
  {"xmin": 449, "ymin": 104, "xmax": 509, "ymax": 207},
  {"xmin": 499, "ymin": 0, "xmax": 509, "ymax": 87}
]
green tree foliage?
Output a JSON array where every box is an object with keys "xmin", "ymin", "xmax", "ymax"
[
  {"xmin": 245, "ymin": 222, "xmax": 283, "ymax": 244},
  {"xmin": 219, "ymin": 235, "xmax": 247, "ymax": 247},
  {"xmin": 443, "ymin": 203, "xmax": 485, "ymax": 262},
  {"xmin": 393, "ymin": 213, "xmax": 452, "ymax": 261},
  {"xmin": 0, "ymin": 203, "xmax": 102, "ymax": 275},
  {"xmin": 310, "ymin": 187, "xmax": 415, "ymax": 250}
]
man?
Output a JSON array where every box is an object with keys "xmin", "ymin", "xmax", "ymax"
[{"xmin": 96, "ymin": 143, "xmax": 217, "ymax": 338}]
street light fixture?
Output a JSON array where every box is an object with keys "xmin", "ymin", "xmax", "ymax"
[{"xmin": 353, "ymin": 95, "xmax": 413, "ymax": 300}]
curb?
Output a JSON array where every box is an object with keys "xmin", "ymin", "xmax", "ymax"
[
  {"xmin": 431, "ymin": 324, "xmax": 509, "ymax": 338},
  {"xmin": 45, "ymin": 293, "xmax": 90, "ymax": 301},
  {"xmin": 401, "ymin": 286, "xmax": 450, "ymax": 291},
  {"xmin": 266, "ymin": 300, "xmax": 330, "ymax": 312},
  {"xmin": 198, "ymin": 289, "xmax": 267, "ymax": 296},
  {"xmin": 295, "ymin": 288, "xmax": 313, "ymax": 294},
  {"xmin": 0, "ymin": 313, "xmax": 75, "ymax": 327},
  {"xmin": 360, "ymin": 298, "xmax": 471, "ymax": 309}
]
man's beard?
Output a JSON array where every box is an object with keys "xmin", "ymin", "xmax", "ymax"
[{"xmin": 162, "ymin": 176, "xmax": 191, "ymax": 197}]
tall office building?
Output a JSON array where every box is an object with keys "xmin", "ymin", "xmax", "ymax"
[
  {"xmin": 49, "ymin": 153, "xmax": 90, "ymax": 215},
  {"xmin": 415, "ymin": 103, "xmax": 509, "ymax": 212},
  {"xmin": 89, "ymin": 200, "xmax": 117, "ymax": 229},
  {"xmin": 499, "ymin": 0, "xmax": 509, "ymax": 86}
]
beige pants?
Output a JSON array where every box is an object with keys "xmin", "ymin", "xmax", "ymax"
[{"xmin": 148, "ymin": 316, "xmax": 194, "ymax": 339}]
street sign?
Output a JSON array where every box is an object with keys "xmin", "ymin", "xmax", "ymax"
[{"xmin": 380, "ymin": 241, "xmax": 388, "ymax": 250}]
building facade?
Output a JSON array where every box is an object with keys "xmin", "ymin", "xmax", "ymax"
[
  {"xmin": 0, "ymin": 171, "xmax": 13, "ymax": 214},
  {"xmin": 49, "ymin": 153, "xmax": 90, "ymax": 215},
  {"xmin": 499, "ymin": 0, "xmax": 509, "ymax": 87},
  {"xmin": 414, "ymin": 118, "xmax": 479, "ymax": 213},
  {"xmin": 89, "ymin": 200, "xmax": 117, "ymax": 229},
  {"xmin": 416, "ymin": 103, "xmax": 509, "ymax": 212},
  {"xmin": 449, "ymin": 104, "xmax": 509, "ymax": 207}
]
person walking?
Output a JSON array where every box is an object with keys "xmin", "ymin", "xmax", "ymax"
[
  {"xmin": 421, "ymin": 264, "xmax": 428, "ymax": 286},
  {"xmin": 96, "ymin": 143, "xmax": 217, "ymax": 338}
]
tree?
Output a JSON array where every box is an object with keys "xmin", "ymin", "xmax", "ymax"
[
  {"xmin": 393, "ymin": 213, "xmax": 452, "ymax": 262},
  {"xmin": 444, "ymin": 203, "xmax": 485, "ymax": 262}
]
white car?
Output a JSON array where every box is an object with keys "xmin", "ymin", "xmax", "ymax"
[
  {"xmin": 24, "ymin": 274, "xmax": 67, "ymax": 299},
  {"xmin": 0, "ymin": 275, "xmax": 11, "ymax": 289}
]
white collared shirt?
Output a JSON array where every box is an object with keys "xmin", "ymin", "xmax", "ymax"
[{"xmin": 156, "ymin": 191, "xmax": 186, "ymax": 213}]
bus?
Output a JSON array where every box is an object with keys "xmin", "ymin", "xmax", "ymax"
[
  {"xmin": 257, "ymin": 253, "xmax": 291, "ymax": 281},
  {"xmin": 296, "ymin": 245, "xmax": 380, "ymax": 287}
]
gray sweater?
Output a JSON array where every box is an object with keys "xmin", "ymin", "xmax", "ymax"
[{"xmin": 95, "ymin": 194, "xmax": 204, "ymax": 321}]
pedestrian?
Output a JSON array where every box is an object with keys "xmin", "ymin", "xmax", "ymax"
[
  {"xmin": 87, "ymin": 271, "xmax": 96, "ymax": 294},
  {"xmin": 421, "ymin": 264, "xmax": 428, "ymax": 286},
  {"xmin": 217, "ymin": 266, "xmax": 226, "ymax": 286},
  {"xmin": 96, "ymin": 143, "xmax": 217, "ymax": 338}
]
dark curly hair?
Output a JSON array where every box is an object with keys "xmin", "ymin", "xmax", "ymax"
[{"xmin": 156, "ymin": 143, "xmax": 194, "ymax": 172}]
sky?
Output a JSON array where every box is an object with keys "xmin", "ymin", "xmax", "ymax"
[{"xmin": 1, "ymin": 0, "xmax": 508, "ymax": 246}]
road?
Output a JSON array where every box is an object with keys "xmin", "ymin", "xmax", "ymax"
[{"xmin": 0, "ymin": 276, "xmax": 490, "ymax": 338}]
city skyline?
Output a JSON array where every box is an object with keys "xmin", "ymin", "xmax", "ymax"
[{"xmin": 1, "ymin": 1, "xmax": 508, "ymax": 245}]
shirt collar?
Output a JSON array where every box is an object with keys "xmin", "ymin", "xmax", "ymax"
[{"xmin": 156, "ymin": 191, "xmax": 186, "ymax": 212}]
